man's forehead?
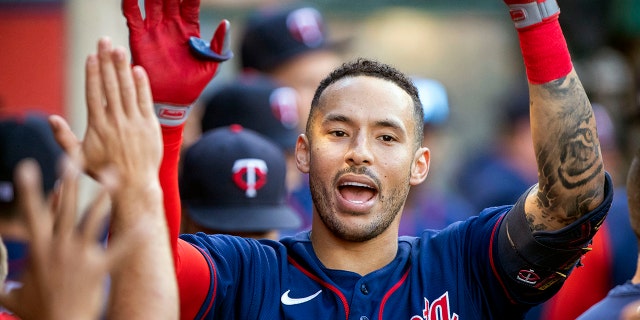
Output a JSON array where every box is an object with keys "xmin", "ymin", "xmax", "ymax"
[{"xmin": 320, "ymin": 75, "xmax": 410, "ymax": 102}]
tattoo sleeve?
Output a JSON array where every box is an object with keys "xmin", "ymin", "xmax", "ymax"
[{"xmin": 526, "ymin": 71, "xmax": 605, "ymax": 231}]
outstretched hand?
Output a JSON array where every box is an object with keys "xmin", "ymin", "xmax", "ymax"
[
  {"xmin": 0, "ymin": 159, "xmax": 128, "ymax": 320},
  {"xmin": 122, "ymin": 0, "xmax": 232, "ymax": 106},
  {"xmin": 50, "ymin": 37, "xmax": 162, "ymax": 187}
]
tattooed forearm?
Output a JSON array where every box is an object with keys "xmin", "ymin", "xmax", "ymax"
[{"xmin": 527, "ymin": 74, "xmax": 605, "ymax": 231}]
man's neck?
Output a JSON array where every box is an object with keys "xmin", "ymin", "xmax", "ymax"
[{"xmin": 309, "ymin": 219, "xmax": 399, "ymax": 276}]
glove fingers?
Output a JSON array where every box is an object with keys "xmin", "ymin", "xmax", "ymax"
[
  {"xmin": 145, "ymin": 0, "xmax": 163, "ymax": 27},
  {"xmin": 211, "ymin": 19, "xmax": 231, "ymax": 55},
  {"xmin": 188, "ymin": 19, "xmax": 234, "ymax": 62},
  {"xmin": 121, "ymin": 0, "xmax": 143, "ymax": 29},
  {"xmin": 180, "ymin": 0, "xmax": 200, "ymax": 26},
  {"xmin": 164, "ymin": 0, "xmax": 180, "ymax": 18}
]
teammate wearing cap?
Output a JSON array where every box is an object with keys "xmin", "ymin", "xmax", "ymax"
[
  {"xmin": 0, "ymin": 115, "xmax": 63, "ymax": 319},
  {"xmin": 239, "ymin": 3, "xmax": 343, "ymax": 134},
  {"xmin": 180, "ymin": 124, "xmax": 301, "ymax": 239},
  {"xmin": 53, "ymin": 0, "xmax": 613, "ymax": 318},
  {"xmin": 199, "ymin": 75, "xmax": 309, "ymax": 232}
]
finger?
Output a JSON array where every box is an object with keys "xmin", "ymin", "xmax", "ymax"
[
  {"xmin": 188, "ymin": 20, "xmax": 233, "ymax": 62},
  {"xmin": 180, "ymin": 0, "xmax": 200, "ymax": 27},
  {"xmin": 48, "ymin": 115, "xmax": 82, "ymax": 157},
  {"xmin": 53, "ymin": 158, "xmax": 80, "ymax": 241},
  {"xmin": 14, "ymin": 160, "xmax": 50, "ymax": 265},
  {"xmin": 211, "ymin": 20, "xmax": 231, "ymax": 55},
  {"xmin": 85, "ymin": 52, "xmax": 107, "ymax": 128},
  {"xmin": 132, "ymin": 65, "xmax": 154, "ymax": 119},
  {"xmin": 0, "ymin": 236, "xmax": 7, "ymax": 283},
  {"xmin": 145, "ymin": 0, "xmax": 163, "ymax": 27},
  {"xmin": 112, "ymin": 46, "xmax": 140, "ymax": 118},
  {"xmin": 98, "ymin": 38, "xmax": 124, "ymax": 119},
  {"xmin": 122, "ymin": 0, "xmax": 143, "ymax": 30},
  {"xmin": 164, "ymin": 0, "xmax": 180, "ymax": 18},
  {"xmin": 79, "ymin": 188, "xmax": 110, "ymax": 244}
]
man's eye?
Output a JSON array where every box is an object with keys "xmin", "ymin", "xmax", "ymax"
[
  {"xmin": 380, "ymin": 135, "xmax": 395, "ymax": 142},
  {"xmin": 331, "ymin": 131, "xmax": 347, "ymax": 137}
]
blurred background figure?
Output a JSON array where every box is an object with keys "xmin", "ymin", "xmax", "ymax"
[
  {"xmin": 575, "ymin": 120, "xmax": 640, "ymax": 320},
  {"xmin": 179, "ymin": 125, "xmax": 301, "ymax": 240},
  {"xmin": 239, "ymin": 2, "xmax": 343, "ymax": 134},
  {"xmin": 199, "ymin": 75, "xmax": 309, "ymax": 234},
  {"xmin": 0, "ymin": 114, "xmax": 62, "ymax": 319},
  {"xmin": 400, "ymin": 76, "xmax": 475, "ymax": 235},
  {"xmin": 454, "ymin": 81, "xmax": 537, "ymax": 214}
]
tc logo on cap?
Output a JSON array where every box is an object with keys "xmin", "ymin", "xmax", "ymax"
[
  {"xmin": 270, "ymin": 87, "xmax": 299, "ymax": 129},
  {"xmin": 286, "ymin": 7, "xmax": 324, "ymax": 48},
  {"xmin": 232, "ymin": 158, "xmax": 268, "ymax": 198}
]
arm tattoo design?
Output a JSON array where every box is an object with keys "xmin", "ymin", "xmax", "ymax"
[{"xmin": 528, "ymin": 76, "xmax": 603, "ymax": 230}]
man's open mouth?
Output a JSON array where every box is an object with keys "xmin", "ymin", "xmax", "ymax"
[{"xmin": 338, "ymin": 181, "xmax": 378, "ymax": 204}]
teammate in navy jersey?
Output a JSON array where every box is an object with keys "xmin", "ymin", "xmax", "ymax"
[
  {"xmin": 52, "ymin": 0, "xmax": 613, "ymax": 318},
  {"xmin": 577, "ymin": 138, "xmax": 640, "ymax": 320}
]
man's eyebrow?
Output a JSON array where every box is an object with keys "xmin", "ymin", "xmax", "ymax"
[
  {"xmin": 322, "ymin": 114, "xmax": 405, "ymax": 132},
  {"xmin": 322, "ymin": 113, "xmax": 350, "ymax": 125},
  {"xmin": 374, "ymin": 119, "xmax": 403, "ymax": 131}
]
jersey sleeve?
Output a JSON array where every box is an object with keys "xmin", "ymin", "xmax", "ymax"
[
  {"xmin": 159, "ymin": 125, "xmax": 212, "ymax": 319},
  {"xmin": 179, "ymin": 233, "xmax": 285, "ymax": 319},
  {"xmin": 159, "ymin": 124, "xmax": 184, "ymax": 257},
  {"xmin": 492, "ymin": 172, "xmax": 614, "ymax": 304}
]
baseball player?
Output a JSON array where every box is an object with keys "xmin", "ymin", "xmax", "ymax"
[
  {"xmin": 577, "ymin": 139, "xmax": 640, "ymax": 319},
  {"xmin": 55, "ymin": 0, "xmax": 613, "ymax": 318}
]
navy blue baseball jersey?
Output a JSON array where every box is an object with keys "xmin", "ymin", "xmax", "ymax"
[
  {"xmin": 179, "ymin": 175, "xmax": 613, "ymax": 320},
  {"xmin": 576, "ymin": 281, "xmax": 640, "ymax": 320}
]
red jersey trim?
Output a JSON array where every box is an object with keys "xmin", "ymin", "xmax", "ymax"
[
  {"xmin": 378, "ymin": 267, "xmax": 411, "ymax": 320},
  {"xmin": 287, "ymin": 256, "xmax": 350, "ymax": 319},
  {"xmin": 488, "ymin": 214, "xmax": 517, "ymax": 304}
]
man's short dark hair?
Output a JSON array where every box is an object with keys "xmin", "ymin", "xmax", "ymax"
[{"xmin": 307, "ymin": 58, "xmax": 424, "ymax": 147}]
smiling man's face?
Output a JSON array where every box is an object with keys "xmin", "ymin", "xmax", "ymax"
[{"xmin": 297, "ymin": 75, "xmax": 429, "ymax": 242}]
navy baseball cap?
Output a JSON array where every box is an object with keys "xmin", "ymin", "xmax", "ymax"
[
  {"xmin": 0, "ymin": 115, "xmax": 62, "ymax": 207},
  {"xmin": 240, "ymin": 4, "xmax": 329, "ymax": 72},
  {"xmin": 180, "ymin": 125, "xmax": 301, "ymax": 232},
  {"xmin": 200, "ymin": 74, "xmax": 300, "ymax": 151}
]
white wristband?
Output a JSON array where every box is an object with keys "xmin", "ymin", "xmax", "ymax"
[
  {"xmin": 154, "ymin": 103, "xmax": 192, "ymax": 127},
  {"xmin": 508, "ymin": 0, "xmax": 560, "ymax": 29}
]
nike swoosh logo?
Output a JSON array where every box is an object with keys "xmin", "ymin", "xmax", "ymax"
[{"xmin": 280, "ymin": 289, "xmax": 322, "ymax": 305}]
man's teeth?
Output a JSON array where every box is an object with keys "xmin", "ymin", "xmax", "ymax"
[{"xmin": 341, "ymin": 182, "xmax": 373, "ymax": 188}]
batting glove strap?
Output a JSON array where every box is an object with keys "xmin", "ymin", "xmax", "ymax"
[
  {"xmin": 495, "ymin": 173, "xmax": 612, "ymax": 297},
  {"xmin": 508, "ymin": 0, "xmax": 560, "ymax": 29},
  {"xmin": 154, "ymin": 103, "xmax": 193, "ymax": 127}
]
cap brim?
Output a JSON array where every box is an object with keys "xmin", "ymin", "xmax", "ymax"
[{"xmin": 187, "ymin": 204, "xmax": 302, "ymax": 232}]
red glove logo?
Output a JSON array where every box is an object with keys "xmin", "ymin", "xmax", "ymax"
[{"xmin": 122, "ymin": 0, "xmax": 232, "ymax": 106}]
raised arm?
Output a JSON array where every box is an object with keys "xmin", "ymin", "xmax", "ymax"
[
  {"xmin": 48, "ymin": 35, "xmax": 179, "ymax": 318},
  {"xmin": 491, "ymin": 0, "xmax": 613, "ymax": 303},
  {"xmin": 121, "ymin": 0, "xmax": 231, "ymax": 253},
  {"xmin": 503, "ymin": 0, "xmax": 605, "ymax": 231},
  {"xmin": 121, "ymin": 0, "xmax": 232, "ymax": 318}
]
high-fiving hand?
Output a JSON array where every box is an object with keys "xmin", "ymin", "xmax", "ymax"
[{"xmin": 122, "ymin": 0, "xmax": 232, "ymax": 126}]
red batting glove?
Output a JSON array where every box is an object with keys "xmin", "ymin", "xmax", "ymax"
[
  {"xmin": 502, "ymin": 0, "xmax": 560, "ymax": 30},
  {"xmin": 122, "ymin": 0, "xmax": 232, "ymax": 126}
]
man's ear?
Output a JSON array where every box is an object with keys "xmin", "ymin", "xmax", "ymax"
[
  {"xmin": 410, "ymin": 147, "xmax": 430, "ymax": 186},
  {"xmin": 295, "ymin": 134, "xmax": 310, "ymax": 173}
]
